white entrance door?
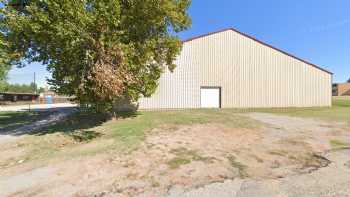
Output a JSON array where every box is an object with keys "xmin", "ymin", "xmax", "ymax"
[{"xmin": 200, "ymin": 88, "xmax": 221, "ymax": 108}]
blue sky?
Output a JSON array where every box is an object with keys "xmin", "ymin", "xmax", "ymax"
[{"xmin": 8, "ymin": 0, "xmax": 350, "ymax": 86}]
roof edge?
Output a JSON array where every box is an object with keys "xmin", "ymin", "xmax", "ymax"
[{"xmin": 182, "ymin": 28, "xmax": 333, "ymax": 75}]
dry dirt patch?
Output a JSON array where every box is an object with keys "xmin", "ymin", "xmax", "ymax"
[
  {"xmin": 0, "ymin": 124, "xmax": 260, "ymax": 196},
  {"xmin": 105, "ymin": 124, "xmax": 262, "ymax": 196},
  {"xmin": 1, "ymin": 113, "xmax": 350, "ymax": 197}
]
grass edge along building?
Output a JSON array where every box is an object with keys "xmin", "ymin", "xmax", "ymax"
[{"xmin": 139, "ymin": 28, "xmax": 332, "ymax": 109}]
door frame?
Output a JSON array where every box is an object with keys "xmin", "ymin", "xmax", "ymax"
[{"xmin": 200, "ymin": 86, "xmax": 222, "ymax": 108}]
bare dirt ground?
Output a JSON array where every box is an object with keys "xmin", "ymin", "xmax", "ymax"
[{"xmin": 1, "ymin": 112, "xmax": 350, "ymax": 197}]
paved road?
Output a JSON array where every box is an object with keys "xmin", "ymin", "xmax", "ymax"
[
  {"xmin": 0, "ymin": 103, "xmax": 77, "ymax": 144},
  {"xmin": 0, "ymin": 103, "xmax": 77, "ymax": 112},
  {"xmin": 168, "ymin": 150, "xmax": 350, "ymax": 197}
]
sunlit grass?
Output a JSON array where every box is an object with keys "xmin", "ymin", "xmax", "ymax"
[
  {"xmin": 255, "ymin": 97, "xmax": 350, "ymax": 124},
  {"xmin": 2, "ymin": 96, "xmax": 349, "ymax": 168},
  {"xmin": 1, "ymin": 109, "xmax": 259, "ymax": 168}
]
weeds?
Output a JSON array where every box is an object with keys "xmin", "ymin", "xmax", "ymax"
[
  {"xmin": 330, "ymin": 140, "xmax": 350, "ymax": 150},
  {"xmin": 167, "ymin": 148, "xmax": 213, "ymax": 169},
  {"xmin": 227, "ymin": 155, "xmax": 249, "ymax": 178}
]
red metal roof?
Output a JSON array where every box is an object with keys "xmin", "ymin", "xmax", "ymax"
[{"xmin": 183, "ymin": 28, "xmax": 333, "ymax": 75}]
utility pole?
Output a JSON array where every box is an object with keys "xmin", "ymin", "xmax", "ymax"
[{"xmin": 34, "ymin": 72, "xmax": 37, "ymax": 94}]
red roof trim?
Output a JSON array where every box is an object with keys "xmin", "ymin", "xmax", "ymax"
[{"xmin": 182, "ymin": 28, "xmax": 333, "ymax": 75}]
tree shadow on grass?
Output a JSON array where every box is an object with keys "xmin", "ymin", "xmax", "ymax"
[
  {"xmin": 32, "ymin": 111, "xmax": 139, "ymax": 142},
  {"xmin": 0, "ymin": 111, "xmax": 50, "ymax": 133}
]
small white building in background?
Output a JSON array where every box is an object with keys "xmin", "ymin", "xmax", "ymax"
[{"xmin": 139, "ymin": 28, "xmax": 333, "ymax": 109}]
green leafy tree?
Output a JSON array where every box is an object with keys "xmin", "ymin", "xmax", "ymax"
[
  {"xmin": 347, "ymin": 78, "xmax": 350, "ymax": 83},
  {"xmin": 1, "ymin": 0, "xmax": 191, "ymax": 111},
  {"xmin": 37, "ymin": 87, "xmax": 45, "ymax": 94},
  {"xmin": 0, "ymin": 28, "xmax": 11, "ymax": 81},
  {"xmin": 0, "ymin": 80, "xmax": 8, "ymax": 91}
]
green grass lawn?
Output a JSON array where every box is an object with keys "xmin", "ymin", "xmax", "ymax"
[
  {"xmin": 2, "ymin": 96, "xmax": 349, "ymax": 168},
  {"xmin": 0, "ymin": 109, "xmax": 259, "ymax": 167},
  {"xmin": 258, "ymin": 97, "xmax": 350, "ymax": 123}
]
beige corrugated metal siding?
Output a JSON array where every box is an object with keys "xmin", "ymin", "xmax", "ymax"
[
  {"xmin": 139, "ymin": 29, "xmax": 332, "ymax": 109},
  {"xmin": 138, "ymin": 44, "xmax": 201, "ymax": 109}
]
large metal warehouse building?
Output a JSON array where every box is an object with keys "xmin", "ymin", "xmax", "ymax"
[{"xmin": 139, "ymin": 28, "xmax": 332, "ymax": 109}]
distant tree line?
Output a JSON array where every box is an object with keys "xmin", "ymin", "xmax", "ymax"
[{"xmin": 0, "ymin": 81, "xmax": 44, "ymax": 94}]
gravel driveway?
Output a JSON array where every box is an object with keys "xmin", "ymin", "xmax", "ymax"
[
  {"xmin": 167, "ymin": 113, "xmax": 350, "ymax": 197},
  {"xmin": 168, "ymin": 149, "xmax": 350, "ymax": 197}
]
